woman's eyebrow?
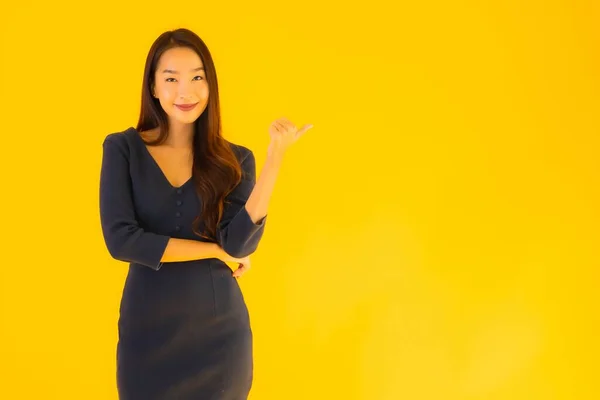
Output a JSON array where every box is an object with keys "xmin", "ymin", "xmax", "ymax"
[{"xmin": 161, "ymin": 67, "xmax": 204, "ymax": 74}]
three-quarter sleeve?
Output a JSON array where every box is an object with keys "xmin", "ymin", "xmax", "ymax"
[
  {"xmin": 99, "ymin": 135, "xmax": 170, "ymax": 270},
  {"xmin": 217, "ymin": 147, "xmax": 267, "ymax": 258}
]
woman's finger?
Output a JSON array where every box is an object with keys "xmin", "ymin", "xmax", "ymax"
[
  {"xmin": 232, "ymin": 260, "xmax": 250, "ymax": 278},
  {"xmin": 232, "ymin": 266, "xmax": 245, "ymax": 278},
  {"xmin": 273, "ymin": 121, "xmax": 286, "ymax": 133},
  {"xmin": 278, "ymin": 118, "xmax": 296, "ymax": 132},
  {"xmin": 295, "ymin": 124, "xmax": 313, "ymax": 139}
]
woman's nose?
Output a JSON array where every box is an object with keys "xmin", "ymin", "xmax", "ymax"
[
  {"xmin": 177, "ymin": 85, "xmax": 195, "ymax": 100},
  {"xmin": 178, "ymin": 94, "xmax": 193, "ymax": 102}
]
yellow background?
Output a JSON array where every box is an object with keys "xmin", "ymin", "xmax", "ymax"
[{"xmin": 1, "ymin": 0, "xmax": 599, "ymax": 399}]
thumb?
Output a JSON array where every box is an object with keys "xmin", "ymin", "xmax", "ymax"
[{"xmin": 295, "ymin": 124, "xmax": 314, "ymax": 139}]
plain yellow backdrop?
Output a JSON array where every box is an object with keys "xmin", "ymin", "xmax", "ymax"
[{"xmin": 1, "ymin": 0, "xmax": 599, "ymax": 399}]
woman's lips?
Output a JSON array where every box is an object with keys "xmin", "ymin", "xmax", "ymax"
[{"xmin": 175, "ymin": 103, "xmax": 198, "ymax": 111}]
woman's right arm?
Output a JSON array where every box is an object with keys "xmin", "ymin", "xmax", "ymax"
[
  {"xmin": 99, "ymin": 134, "xmax": 224, "ymax": 270},
  {"xmin": 160, "ymin": 238, "xmax": 222, "ymax": 263}
]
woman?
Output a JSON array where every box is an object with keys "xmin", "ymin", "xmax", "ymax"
[{"xmin": 99, "ymin": 28, "xmax": 312, "ymax": 400}]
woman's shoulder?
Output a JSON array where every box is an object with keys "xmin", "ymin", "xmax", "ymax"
[
  {"xmin": 223, "ymin": 139, "xmax": 253, "ymax": 162},
  {"xmin": 102, "ymin": 127, "xmax": 135, "ymax": 163},
  {"xmin": 102, "ymin": 127, "xmax": 136, "ymax": 156}
]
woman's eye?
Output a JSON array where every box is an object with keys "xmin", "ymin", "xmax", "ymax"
[{"xmin": 165, "ymin": 76, "xmax": 203, "ymax": 82}]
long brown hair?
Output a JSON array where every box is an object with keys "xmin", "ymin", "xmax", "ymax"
[{"xmin": 135, "ymin": 28, "xmax": 242, "ymax": 241}]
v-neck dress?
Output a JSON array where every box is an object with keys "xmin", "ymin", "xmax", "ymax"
[{"xmin": 99, "ymin": 127, "xmax": 267, "ymax": 400}]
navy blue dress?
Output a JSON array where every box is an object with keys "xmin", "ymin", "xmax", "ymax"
[{"xmin": 99, "ymin": 127, "xmax": 267, "ymax": 400}]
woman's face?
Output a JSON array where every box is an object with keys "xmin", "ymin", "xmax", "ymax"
[{"xmin": 152, "ymin": 46, "xmax": 209, "ymax": 125}]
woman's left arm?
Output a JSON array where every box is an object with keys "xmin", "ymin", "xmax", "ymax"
[
  {"xmin": 246, "ymin": 117, "xmax": 314, "ymax": 224},
  {"xmin": 244, "ymin": 149, "xmax": 284, "ymax": 225},
  {"xmin": 218, "ymin": 118, "xmax": 313, "ymax": 258}
]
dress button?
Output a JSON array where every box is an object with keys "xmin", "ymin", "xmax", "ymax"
[
  {"xmin": 175, "ymin": 211, "xmax": 181, "ymax": 217},
  {"xmin": 176, "ymin": 200, "xmax": 182, "ymax": 206},
  {"xmin": 175, "ymin": 225, "xmax": 181, "ymax": 231},
  {"xmin": 176, "ymin": 188, "xmax": 182, "ymax": 194}
]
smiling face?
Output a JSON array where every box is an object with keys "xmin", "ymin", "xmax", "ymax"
[{"xmin": 151, "ymin": 46, "xmax": 209, "ymax": 126}]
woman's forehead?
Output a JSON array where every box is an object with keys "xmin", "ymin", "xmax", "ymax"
[{"xmin": 157, "ymin": 47, "xmax": 204, "ymax": 71}]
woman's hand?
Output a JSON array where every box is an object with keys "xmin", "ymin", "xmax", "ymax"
[
  {"xmin": 230, "ymin": 256, "xmax": 251, "ymax": 278},
  {"xmin": 216, "ymin": 248, "xmax": 252, "ymax": 278},
  {"xmin": 268, "ymin": 117, "xmax": 313, "ymax": 157}
]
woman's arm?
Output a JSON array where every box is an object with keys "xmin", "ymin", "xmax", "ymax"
[
  {"xmin": 215, "ymin": 149, "xmax": 268, "ymax": 258},
  {"xmin": 215, "ymin": 118, "xmax": 312, "ymax": 258},
  {"xmin": 245, "ymin": 118, "xmax": 313, "ymax": 223},
  {"xmin": 160, "ymin": 239, "xmax": 222, "ymax": 263},
  {"xmin": 243, "ymin": 150, "xmax": 283, "ymax": 224}
]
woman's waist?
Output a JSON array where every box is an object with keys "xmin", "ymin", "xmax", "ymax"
[
  {"xmin": 126, "ymin": 258, "xmax": 231, "ymax": 283},
  {"xmin": 130, "ymin": 257, "xmax": 228, "ymax": 272}
]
